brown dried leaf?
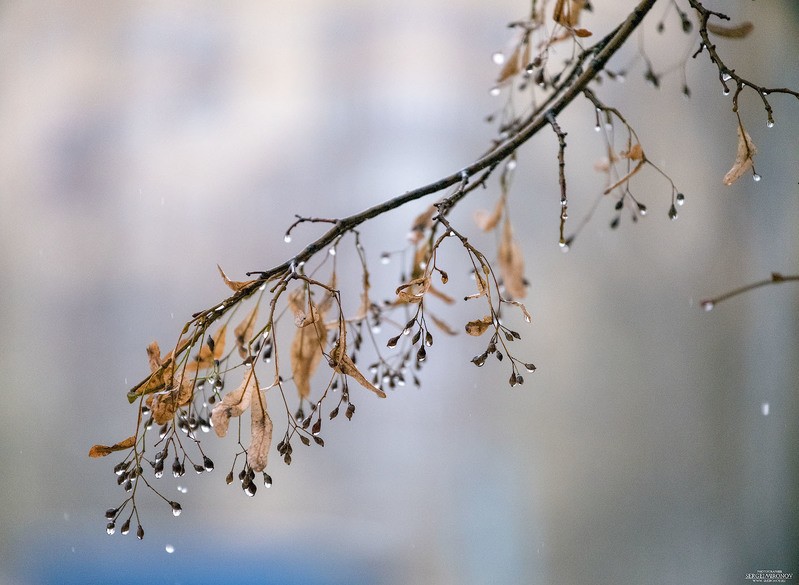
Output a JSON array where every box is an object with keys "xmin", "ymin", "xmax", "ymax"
[
  {"xmin": 428, "ymin": 285, "xmax": 455, "ymax": 305},
  {"xmin": 290, "ymin": 316, "xmax": 328, "ymax": 400},
  {"xmin": 147, "ymin": 341, "xmax": 162, "ymax": 373},
  {"xmin": 498, "ymin": 219, "xmax": 526, "ymax": 299},
  {"xmin": 622, "ymin": 143, "xmax": 644, "ymax": 161},
  {"xmin": 464, "ymin": 271, "xmax": 488, "ymax": 301},
  {"xmin": 554, "ymin": 0, "xmax": 585, "ymax": 27},
  {"xmin": 235, "ymin": 305, "xmax": 259, "ymax": 359},
  {"xmin": 602, "ymin": 159, "xmax": 645, "ymax": 195},
  {"xmin": 573, "ymin": 28, "xmax": 592, "ymax": 38},
  {"xmin": 707, "ymin": 21, "xmax": 753, "ymax": 39},
  {"xmin": 89, "ymin": 435, "xmax": 136, "ymax": 458},
  {"xmin": 334, "ymin": 351, "xmax": 387, "ymax": 398},
  {"xmin": 217, "ymin": 264, "xmax": 254, "ymax": 292},
  {"xmin": 497, "ymin": 44, "xmax": 521, "ymax": 83},
  {"xmin": 429, "ymin": 313, "xmax": 459, "ymax": 336},
  {"xmin": 465, "ymin": 315, "xmax": 493, "ymax": 336},
  {"xmin": 187, "ymin": 325, "xmax": 227, "ymax": 371},
  {"xmin": 150, "ymin": 368, "xmax": 194, "ymax": 425},
  {"xmin": 396, "ymin": 276, "xmax": 431, "ymax": 303},
  {"xmin": 408, "ymin": 205, "xmax": 436, "ymax": 243},
  {"xmin": 210, "ymin": 372, "xmax": 256, "ymax": 438},
  {"xmin": 474, "ymin": 193, "xmax": 506, "ymax": 232},
  {"xmin": 723, "ymin": 125, "xmax": 757, "ymax": 186},
  {"xmin": 247, "ymin": 390, "xmax": 273, "ymax": 472}
]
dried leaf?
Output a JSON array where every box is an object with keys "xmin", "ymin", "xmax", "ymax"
[
  {"xmin": 602, "ymin": 159, "xmax": 645, "ymax": 195},
  {"xmin": 465, "ymin": 315, "xmax": 493, "ymax": 336},
  {"xmin": 247, "ymin": 390, "xmax": 273, "ymax": 472},
  {"xmin": 334, "ymin": 350, "xmax": 387, "ymax": 398},
  {"xmin": 506, "ymin": 299, "xmax": 533, "ymax": 323},
  {"xmin": 573, "ymin": 28, "xmax": 592, "ymax": 38},
  {"xmin": 707, "ymin": 21, "xmax": 753, "ymax": 39},
  {"xmin": 408, "ymin": 205, "xmax": 436, "ymax": 243},
  {"xmin": 210, "ymin": 372, "xmax": 256, "ymax": 437},
  {"xmin": 498, "ymin": 219, "xmax": 526, "ymax": 299},
  {"xmin": 464, "ymin": 271, "xmax": 489, "ymax": 301},
  {"xmin": 150, "ymin": 368, "xmax": 193, "ymax": 425},
  {"xmin": 429, "ymin": 313, "xmax": 459, "ymax": 336},
  {"xmin": 474, "ymin": 193, "xmax": 506, "ymax": 232},
  {"xmin": 147, "ymin": 341, "xmax": 162, "ymax": 373},
  {"xmin": 428, "ymin": 285, "xmax": 455, "ymax": 305},
  {"xmin": 396, "ymin": 276, "xmax": 431, "ymax": 303},
  {"xmin": 622, "ymin": 143, "xmax": 644, "ymax": 161},
  {"xmin": 187, "ymin": 325, "xmax": 227, "ymax": 371},
  {"xmin": 217, "ymin": 264, "xmax": 254, "ymax": 292},
  {"xmin": 554, "ymin": 0, "xmax": 585, "ymax": 28},
  {"xmin": 723, "ymin": 125, "xmax": 757, "ymax": 186},
  {"xmin": 497, "ymin": 44, "xmax": 521, "ymax": 83},
  {"xmin": 89, "ymin": 435, "xmax": 136, "ymax": 458},
  {"xmin": 235, "ymin": 305, "xmax": 259, "ymax": 359},
  {"xmin": 290, "ymin": 316, "xmax": 328, "ymax": 400}
]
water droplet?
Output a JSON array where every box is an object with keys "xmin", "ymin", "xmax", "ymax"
[
  {"xmin": 506, "ymin": 159, "xmax": 517, "ymax": 171},
  {"xmin": 721, "ymin": 72, "xmax": 732, "ymax": 82},
  {"xmin": 283, "ymin": 234, "xmax": 291, "ymax": 243},
  {"xmin": 489, "ymin": 86, "xmax": 501, "ymax": 97},
  {"xmin": 165, "ymin": 544, "xmax": 175, "ymax": 554},
  {"xmin": 136, "ymin": 525, "xmax": 144, "ymax": 540},
  {"xmin": 380, "ymin": 252, "xmax": 390, "ymax": 264},
  {"xmin": 558, "ymin": 241, "xmax": 568, "ymax": 249},
  {"xmin": 767, "ymin": 119, "xmax": 775, "ymax": 128},
  {"xmin": 177, "ymin": 486, "xmax": 188, "ymax": 494},
  {"xmin": 120, "ymin": 520, "xmax": 130, "ymax": 535},
  {"xmin": 761, "ymin": 402, "xmax": 770, "ymax": 416},
  {"xmin": 170, "ymin": 502, "xmax": 182, "ymax": 517},
  {"xmin": 106, "ymin": 522, "xmax": 115, "ymax": 535},
  {"xmin": 676, "ymin": 193, "xmax": 685, "ymax": 206},
  {"xmin": 371, "ymin": 324, "xmax": 381, "ymax": 334},
  {"xmin": 701, "ymin": 301, "xmax": 715, "ymax": 312},
  {"xmin": 524, "ymin": 363, "xmax": 537, "ymax": 372},
  {"xmin": 722, "ymin": 87, "xmax": 730, "ymax": 96},
  {"xmin": 668, "ymin": 204, "xmax": 678, "ymax": 221},
  {"xmin": 263, "ymin": 473, "xmax": 273, "ymax": 488},
  {"xmin": 492, "ymin": 52, "xmax": 505, "ymax": 65},
  {"xmin": 328, "ymin": 247, "xmax": 336, "ymax": 256},
  {"xmin": 594, "ymin": 124, "xmax": 601, "ymax": 132},
  {"xmin": 752, "ymin": 173, "xmax": 761, "ymax": 182}
]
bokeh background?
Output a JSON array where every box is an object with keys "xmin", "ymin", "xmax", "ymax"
[{"xmin": 1, "ymin": 1, "xmax": 797, "ymax": 584}]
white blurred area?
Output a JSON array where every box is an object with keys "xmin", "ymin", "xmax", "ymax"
[{"xmin": 0, "ymin": 1, "xmax": 797, "ymax": 584}]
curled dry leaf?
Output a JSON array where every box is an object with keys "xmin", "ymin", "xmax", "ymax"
[
  {"xmin": 707, "ymin": 21, "xmax": 753, "ymax": 39},
  {"xmin": 150, "ymin": 366, "xmax": 194, "ymax": 425},
  {"xmin": 247, "ymin": 390, "xmax": 273, "ymax": 472},
  {"xmin": 187, "ymin": 325, "xmax": 227, "ymax": 371},
  {"xmin": 602, "ymin": 159, "xmax": 645, "ymax": 195},
  {"xmin": 217, "ymin": 264, "xmax": 254, "ymax": 292},
  {"xmin": 498, "ymin": 219, "xmax": 526, "ymax": 299},
  {"xmin": 210, "ymin": 372, "xmax": 256, "ymax": 438},
  {"xmin": 290, "ymin": 314, "xmax": 328, "ymax": 400},
  {"xmin": 234, "ymin": 305, "xmax": 259, "ymax": 359},
  {"xmin": 723, "ymin": 125, "xmax": 757, "ymax": 186},
  {"xmin": 89, "ymin": 435, "xmax": 136, "ymax": 458},
  {"xmin": 465, "ymin": 315, "xmax": 493, "ymax": 336},
  {"xmin": 622, "ymin": 143, "xmax": 644, "ymax": 161},
  {"xmin": 396, "ymin": 276, "xmax": 431, "ymax": 303}
]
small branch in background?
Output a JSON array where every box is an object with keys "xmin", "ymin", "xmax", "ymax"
[{"xmin": 700, "ymin": 273, "xmax": 799, "ymax": 312}]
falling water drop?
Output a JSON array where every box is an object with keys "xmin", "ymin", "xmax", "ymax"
[
  {"xmin": 761, "ymin": 402, "xmax": 770, "ymax": 416},
  {"xmin": 165, "ymin": 544, "xmax": 175, "ymax": 554}
]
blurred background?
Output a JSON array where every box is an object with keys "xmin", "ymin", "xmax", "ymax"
[{"xmin": 1, "ymin": 1, "xmax": 797, "ymax": 584}]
